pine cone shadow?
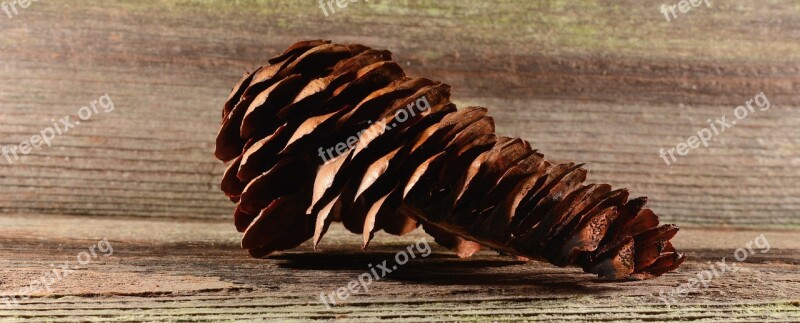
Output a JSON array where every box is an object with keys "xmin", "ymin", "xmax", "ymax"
[{"xmin": 271, "ymin": 252, "xmax": 619, "ymax": 292}]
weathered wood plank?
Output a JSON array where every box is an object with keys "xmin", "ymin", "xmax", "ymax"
[
  {"xmin": 0, "ymin": 214, "xmax": 798, "ymax": 321},
  {"xmin": 1, "ymin": 0, "xmax": 799, "ymax": 226},
  {"xmin": 1, "ymin": 1, "xmax": 799, "ymax": 319}
]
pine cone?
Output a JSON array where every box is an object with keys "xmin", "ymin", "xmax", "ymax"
[{"xmin": 214, "ymin": 40, "xmax": 684, "ymax": 280}]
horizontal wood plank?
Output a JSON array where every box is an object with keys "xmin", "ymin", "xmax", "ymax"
[
  {"xmin": 0, "ymin": 214, "xmax": 798, "ymax": 321},
  {"xmin": 1, "ymin": 0, "xmax": 799, "ymax": 226}
]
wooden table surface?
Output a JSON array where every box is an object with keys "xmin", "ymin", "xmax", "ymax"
[{"xmin": 0, "ymin": 0, "xmax": 798, "ymax": 321}]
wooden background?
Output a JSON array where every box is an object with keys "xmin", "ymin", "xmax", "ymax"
[{"xmin": 0, "ymin": 0, "xmax": 798, "ymax": 321}]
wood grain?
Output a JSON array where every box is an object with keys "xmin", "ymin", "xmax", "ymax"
[
  {"xmin": 0, "ymin": 1, "xmax": 799, "ymax": 321},
  {"xmin": 0, "ymin": 214, "xmax": 798, "ymax": 321},
  {"xmin": 1, "ymin": 0, "xmax": 799, "ymax": 226}
]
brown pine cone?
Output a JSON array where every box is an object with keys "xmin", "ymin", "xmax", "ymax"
[{"xmin": 215, "ymin": 40, "xmax": 684, "ymax": 280}]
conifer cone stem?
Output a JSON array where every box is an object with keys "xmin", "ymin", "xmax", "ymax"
[{"xmin": 215, "ymin": 40, "xmax": 685, "ymax": 280}]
